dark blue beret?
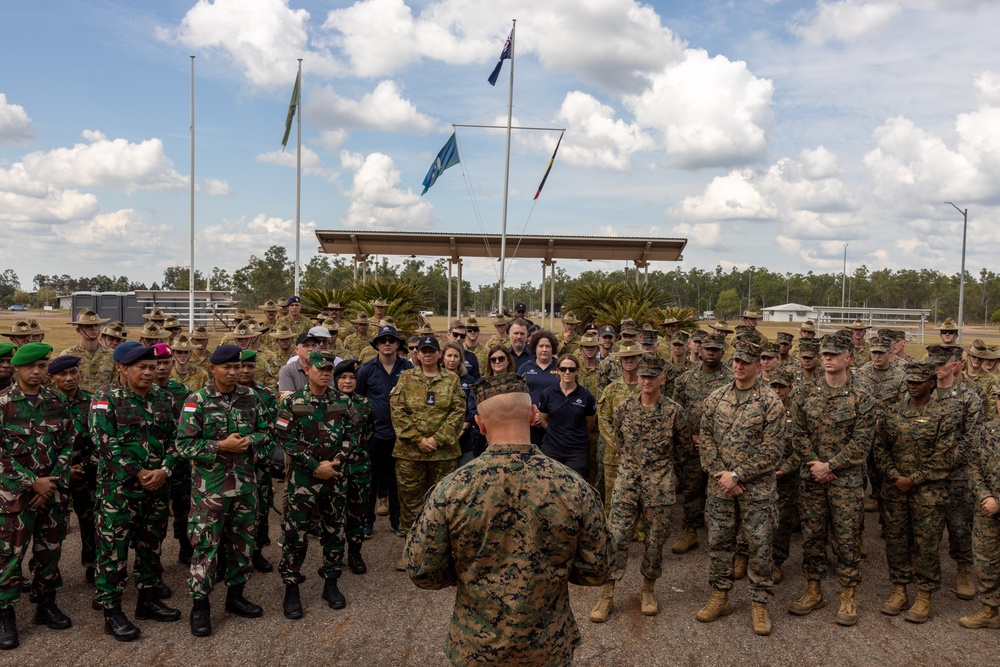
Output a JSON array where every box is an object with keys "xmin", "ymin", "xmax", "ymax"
[
  {"xmin": 112, "ymin": 341, "xmax": 143, "ymax": 363},
  {"xmin": 210, "ymin": 344, "xmax": 243, "ymax": 365},
  {"xmin": 119, "ymin": 346, "xmax": 158, "ymax": 366},
  {"xmin": 47, "ymin": 355, "xmax": 81, "ymax": 374}
]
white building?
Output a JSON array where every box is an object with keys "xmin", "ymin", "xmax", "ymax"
[{"xmin": 762, "ymin": 303, "xmax": 818, "ymax": 323}]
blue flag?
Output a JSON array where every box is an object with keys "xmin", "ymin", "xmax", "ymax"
[
  {"xmin": 421, "ymin": 133, "xmax": 460, "ymax": 195},
  {"xmin": 487, "ymin": 31, "xmax": 512, "ymax": 86}
]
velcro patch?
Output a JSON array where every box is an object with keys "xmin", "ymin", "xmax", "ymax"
[
  {"xmin": 183, "ymin": 403, "xmax": 197, "ymax": 413},
  {"xmin": 92, "ymin": 400, "xmax": 109, "ymax": 410}
]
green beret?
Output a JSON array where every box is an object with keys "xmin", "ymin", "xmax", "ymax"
[
  {"xmin": 0, "ymin": 342, "xmax": 16, "ymax": 359},
  {"xmin": 10, "ymin": 342, "xmax": 53, "ymax": 366},
  {"xmin": 241, "ymin": 350, "xmax": 258, "ymax": 362}
]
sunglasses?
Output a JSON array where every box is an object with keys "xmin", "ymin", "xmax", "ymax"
[
  {"xmin": 489, "ymin": 356, "xmax": 508, "ymax": 363},
  {"xmin": 451, "ymin": 332, "xmax": 467, "ymax": 339},
  {"xmin": 558, "ymin": 366, "xmax": 578, "ymax": 373},
  {"xmin": 467, "ymin": 328, "xmax": 479, "ymax": 333},
  {"xmin": 408, "ymin": 346, "xmax": 418, "ymax": 351},
  {"xmin": 377, "ymin": 338, "xmax": 396, "ymax": 345}
]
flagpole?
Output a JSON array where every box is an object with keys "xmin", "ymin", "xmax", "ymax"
[
  {"xmin": 189, "ymin": 55, "xmax": 195, "ymax": 332},
  {"xmin": 294, "ymin": 59, "xmax": 302, "ymax": 294},
  {"xmin": 498, "ymin": 19, "xmax": 515, "ymax": 314}
]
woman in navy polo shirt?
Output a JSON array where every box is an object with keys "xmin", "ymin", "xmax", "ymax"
[
  {"xmin": 521, "ymin": 330, "xmax": 561, "ymax": 445},
  {"xmin": 537, "ymin": 354, "xmax": 597, "ymax": 479}
]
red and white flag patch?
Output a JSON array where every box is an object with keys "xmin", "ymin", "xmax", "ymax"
[
  {"xmin": 183, "ymin": 403, "xmax": 198, "ymax": 413},
  {"xmin": 92, "ymin": 400, "xmax": 109, "ymax": 410}
]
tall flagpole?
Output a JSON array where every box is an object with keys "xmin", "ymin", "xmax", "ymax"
[
  {"xmin": 498, "ymin": 19, "xmax": 515, "ymax": 314},
  {"xmin": 294, "ymin": 59, "xmax": 302, "ymax": 294},
  {"xmin": 189, "ymin": 55, "xmax": 195, "ymax": 331}
]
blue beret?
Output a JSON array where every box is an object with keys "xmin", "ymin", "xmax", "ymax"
[
  {"xmin": 210, "ymin": 344, "xmax": 243, "ymax": 365},
  {"xmin": 47, "ymin": 355, "xmax": 82, "ymax": 375},
  {"xmin": 113, "ymin": 341, "xmax": 143, "ymax": 363},
  {"xmin": 10, "ymin": 342, "xmax": 53, "ymax": 366},
  {"xmin": 286, "ymin": 295, "xmax": 301, "ymax": 305},
  {"xmin": 119, "ymin": 346, "xmax": 158, "ymax": 366}
]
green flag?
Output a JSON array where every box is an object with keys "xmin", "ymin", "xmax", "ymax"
[{"xmin": 281, "ymin": 71, "xmax": 300, "ymax": 151}]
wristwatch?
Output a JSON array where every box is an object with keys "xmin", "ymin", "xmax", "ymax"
[
  {"xmin": 731, "ymin": 471, "xmax": 741, "ymax": 484},
  {"xmin": 161, "ymin": 466, "xmax": 173, "ymax": 478}
]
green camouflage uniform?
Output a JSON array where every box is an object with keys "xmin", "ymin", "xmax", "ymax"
[
  {"xmin": 248, "ymin": 382, "xmax": 278, "ymax": 553},
  {"xmin": 176, "ymin": 380, "xmax": 272, "ymax": 600},
  {"xmin": 405, "ymin": 441, "xmax": 610, "ymax": 667},
  {"xmin": 773, "ymin": 405, "xmax": 800, "ymax": 567},
  {"xmin": 344, "ymin": 332, "xmax": 374, "ymax": 361},
  {"xmin": 608, "ymin": 392, "xmax": 689, "ymax": 581},
  {"xmin": 856, "ymin": 360, "xmax": 908, "ymax": 504},
  {"xmin": 345, "ymin": 393, "xmax": 374, "ymax": 550},
  {"xmin": 0, "ymin": 385, "xmax": 73, "ymax": 608},
  {"xmin": 62, "ymin": 387, "xmax": 98, "ymax": 568},
  {"xmin": 701, "ymin": 380, "xmax": 784, "ymax": 602},
  {"xmin": 875, "ymin": 398, "xmax": 956, "ymax": 592},
  {"xmin": 160, "ymin": 378, "xmax": 194, "ymax": 551},
  {"xmin": 465, "ymin": 343, "xmax": 489, "ymax": 373},
  {"xmin": 852, "ymin": 343, "xmax": 872, "ymax": 369},
  {"xmin": 967, "ymin": 371, "xmax": 997, "ymax": 420},
  {"xmin": 557, "ymin": 333, "xmax": 580, "ymax": 357},
  {"xmin": 58, "ymin": 344, "xmax": 115, "ymax": 394},
  {"xmin": 252, "ymin": 348, "xmax": 281, "ymax": 394},
  {"xmin": 596, "ymin": 355, "xmax": 623, "ymax": 398},
  {"xmin": 969, "ymin": 420, "xmax": 1000, "ymax": 607},
  {"xmin": 274, "ymin": 386, "xmax": 356, "ymax": 584},
  {"xmin": 89, "ymin": 383, "xmax": 178, "ymax": 608},
  {"xmin": 390, "ymin": 368, "xmax": 466, "ymax": 535},
  {"xmin": 672, "ymin": 364, "xmax": 733, "ymax": 530},
  {"xmin": 597, "ymin": 379, "xmax": 640, "ymax": 511},
  {"xmin": 790, "ymin": 376, "xmax": 877, "ymax": 586}
]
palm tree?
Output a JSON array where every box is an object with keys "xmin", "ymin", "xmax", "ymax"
[{"xmin": 563, "ymin": 281, "xmax": 697, "ymax": 329}]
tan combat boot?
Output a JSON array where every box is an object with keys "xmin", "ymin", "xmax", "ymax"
[
  {"xmin": 835, "ymin": 586, "xmax": 857, "ymax": 626},
  {"xmin": 773, "ymin": 563, "xmax": 783, "ymax": 584},
  {"xmin": 589, "ymin": 582, "xmax": 615, "ymax": 623},
  {"xmin": 789, "ymin": 580, "xmax": 825, "ymax": 615},
  {"xmin": 903, "ymin": 590, "xmax": 932, "ymax": 623},
  {"xmin": 640, "ymin": 577, "xmax": 658, "ymax": 616},
  {"xmin": 864, "ymin": 496, "xmax": 878, "ymax": 512},
  {"xmin": 959, "ymin": 604, "xmax": 1000, "ymax": 629},
  {"xmin": 859, "ymin": 536, "xmax": 868, "ymax": 559},
  {"xmin": 880, "ymin": 584, "xmax": 908, "ymax": 616},
  {"xmin": 733, "ymin": 554, "xmax": 749, "ymax": 580},
  {"xmin": 671, "ymin": 528, "xmax": 699, "ymax": 554},
  {"xmin": 955, "ymin": 563, "xmax": 975, "ymax": 600},
  {"xmin": 695, "ymin": 590, "xmax": 732, "ymax": 623},
  {"xmin": 752, "ymin": 601, "xmax": 772, "ymax": 636}
]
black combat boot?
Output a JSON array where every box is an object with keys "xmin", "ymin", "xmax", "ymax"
[
  {"xmin": 135, "ymin": 588, "xmax": 182, "ymax": 622},
  {"xmin": 189, "ymin": 598, "xmax": 212, "ymax": 637},
  {"xmin": 103, "ymin": 606, "xmax": 141, "ymax": 642},
  {"xmin": 225, "ymin": 584, "xmax": 264, "ymax": 618},
  {"xmin": 347, "ymin": 546, "xmax": 367, "ymax": 575},
  {"xmin": 0, "ymin": 607, "xmax": 18, "ymax": 650},
  {"xmin": 251, "ymin": 550, "xmax": 274, "ymax": 573},
  {"xmin": 321, "ymin": 578, "xmax": 346, "ymax": 610},
  {"xmin": 85, "ymin": 566, "xmax": 96, "ymax": 584},
  {"xmin": 178, "ymin": 537, "xmax": 194, "ymax": 566},
  {"xmin": 33, "ymin": 592, "xmax": 72, "ymax": 629},
  {"xmin": 152, "ymin": 582, "xmax": 172, "ymax": 600},
  {"xmin": 283, "ymin": 584, "xmax": 303, "ymax": 620}
]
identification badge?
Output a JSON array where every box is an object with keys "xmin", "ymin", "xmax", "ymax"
[{"xmin": 426, "ymin": 391, "xmax": 435, "ymax": 406}]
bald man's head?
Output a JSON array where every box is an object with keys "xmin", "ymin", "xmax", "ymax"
[{"xmin": 475, "ymin": 392, "xmax": 534, "ymax": 444}]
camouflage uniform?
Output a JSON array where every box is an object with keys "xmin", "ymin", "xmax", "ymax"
[
  {"xmin": 597, "ymin": 379, "xmax": 640, "ymax": 510},
  {"xmin": 557, "ymin": 333, "xmax": 580, "ymax": 357},
  {"xmin": 176, "ymin": 380, "xmax": 272, "ymax": 599},
  {"xmin": 252, "ymin": 348, "xmax": 281, "ymax": 394},
  {"xmin": 701, "ymin": 380, "xmax": 784, "ymax": 602},
  {"xmin": 159, "ymin": 378, "xmax": 195, "ymax": 554},
  {"xmin": 597, "ymin": 355, "xmax": 623, "ymax": 398},
  {"xmin": 608, "ymin": 392, "xmax": 689, "ymax": 581},
  {"xmin": 274, "ymin": 386, "xmax": 356, "ymax": 584},
  {"xmin": 390, "ymin": 367, "xmax": 466, "ymax": 535},
  {"xmin": 969, "ymin": 419, "xmax": 1000, "ymax": 607},
  {"xmin": 875, "ymin": 398, "xmax": 956, "ymax": 592},
  {"xmin": 247, "ymin": 382, "xmax": 278, "ymax": 554},
  {"xmin": 58, "ymin": 344, "xmax": 114, "ymax": 394},
  {"xmin": 852, "ymin": 343, "xmax": 871, "ymax": 369},
  {"xmin": 344, "ymin": 331, "xmax": 374, "ymax": 361},
  {"xmin": 405, "ymin": 441, "xmax": 610, "ymax": 667},
  {"xmin": 672, "ymin": 363, "xmax": 734, "ymax": 530},
  {"xmin": 275, "ymin": 315, "xmax": 312, "ymax": 338},
  {"xmin": 171, "ymin": 366, "xmax": 209, "ymax": 393},
  {"xmin": 773, "ymin": 404, "xmax": 800, "ymax": 568},
  {"xmin": 0, "ymin": 385, "xmax": 73, "ymax": 608},
  {"xmin": 345, "ymin": 393, "xmax": 374, "ymax": 551},
  {"xmin": 62, "ymin": 387, "xmax": 97, "ymax": 568},
  {"xmin": 89, "ymin": 383, "xmax": 178, "ymax": 608},
  {"xmin": 856, "ymin": 359, "xmax": 908, "ymax": 506},
  {"xmin": 790, "ymin": 375, "xmax": 877, "ymax": 586}
]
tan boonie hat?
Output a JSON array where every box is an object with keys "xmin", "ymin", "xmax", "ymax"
[
  {"xmin": 710, "ymin": 320, "xmax": 734, "ymax": 334},
  {"xmin": 614, "ymin": 341, "xmax": 645, "ymax": 357},
  {"xmin": 68, "ymin": 308, "xmax": 110, "ymax": 326},
  {"xmin": 465, "ymin": 316, "xmax": 480, "ymax": 328},
  {"xmin": 846, "ymin": 319, "xmax": 871, "ymax": 330},
  {"xmin": 579, "ymin": 333, "xmax": 600, "ymax": 347},
  {"xmin": 800, "ymin": 320, "xmax": 816, "ymax": 332},
  {"xmin": 171, "ymin": 334, "xmax": 196, "ymax": 351},
  {"xmin": 277, "ymin": 298, "xmax": 288, "ymax": 308},
  {"xmin": 492, "ymin": 314, "xmax": 510, "ymax": 326},
  {"xmin": 471, "ymin": 372, "xmax": 528, "ymax": 404},
  {"xmin": 380, "ymin": 317, "xmax": 396, "ymax": 327},
  {"xmin": 163, "ymin": 316, "xmax": 183, "ymax": 330},
  {"xmin": 259, "ymin": 299, "xmax": 280, "ymax": 312},
  {"xmin": 372, "ymin": 298, "xmax": 389, "ymax": 308},
  {"xmin": 742, "ymin": 309, "xmax": 760, "ymax": 319},
  {"xmin": 326, "ymin": 301, "xmax": 344, "ymax": 311},
  {"xmin": 662, "ymin": 316, "xmax": 679, "ymax": 326},
  {"xmin": 350, "ymin": 312, "xmax": 371, "ymax": 326},
  {"xmin": 142, "ymin": 307, "xmax": 169, "ymax": 322},
  {"xmin": 138, "ymin": 323, "xmax": 170, "ymax": 340},
  {"xmin": 190, "ymin": 325, "xmax": 210, "ymax": 340},
  {"xmin": 101, "ymin": 321, "xmax": 128, "ymax": 340},
  {"xmin": 562, "ymin": 311, "xmax": 580, "ymax": 324},
  {"xmin": 269, "ymin": 323, "xmax": 295, "ymax": 340},
  {"xmin": 321, "ymin": 318, "xmax": 341, "ymax": 333},
  {"xmin": 938, "ymin": 317, "xmax": 958, "ymax": 332},
  {"xmin": 1, "ymin": 319, "xmax": 49, "ymax": 337}
]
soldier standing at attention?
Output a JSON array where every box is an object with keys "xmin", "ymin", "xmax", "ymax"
[
  {"xmin": 343, "ymin": 313, "xmax": 373, "ymax": 360},
  {"xmin": 577, "ymin": 334, "xmax": 604, "ymax": 497},
  {"xmin": 597, "ymin": 341, "xmax": 644, "ymax": 510},
  {"xmin": 557, "ymin": 311, "xmax": 581, "ymax": 356},
  {"xmin": 276, "ymin": 295, "xmax": 311, "ymax": 337},
  {"xmin": 776, "ymin": 332, "xmax": 798, "ymax": 369},
  {"xmin": 405, "ymin": 373, "xmax": 610, "ymax": 667},
  {"xmin": 1, "ymin": 320, "xmax": 48, "ymax": 347},
  {"xmin": 590, "ymin": 356, "xmax": 687, "ymax": 623},
  {"xmin": 60, "ymin": 308, "xmax": 115, "ymax": 393},
  {"xmin": 99, "ymin": 322, "xmax": 128, "ymax": 351},
  {"xmin": 875, "ymin": 360, "xmax": 956, "ymax": 624},
  {"xmin": 390, "ymin": 335, "xmax": 466, "ymax": 571},
  {"xmin": 799, "ymin": 320, "xmax": 817, "ymax": 340},
  {"xmin": 788, "ymin": 333, "xmax": 876, "ymax": 626},
  {"xmin": 275, "ymin": 351, "xmax": 355, "ymax": 619},
  {"xmin": 177, "ymin": 345, "xmax": 271, "ymax": 637},
  {"xmin": 671, "ymin": 333, "xmax": 733, "ymax": 555},
  {"xmin": 265, "ymin": 323, "xmax": 296, "ymax": 361},
  {"xmin": 847, "ymin": 320, "xmax": 872, "ymax": 368},
  {"xmin": 170, "ymin": 335, "xmax": 209, "ymax": 392},
  {"xmin": 189, "ymin": 325, "xmax": 212, "ymax": 372},
  {"xmin": 795, "ymin": 339, "xmax": 821, "ymax": 384},
  {"xmin": 259, "ymin": 300, "xmax": 280, "ymax": 328},
  {"xmin": 696, "ymin": 340, "xmax": 784, "ymax": 636},
  {"xmin": 463, "ymin": 317, "xmax": 488, "ymax": 371},
  {"xmin": 768, "ymin": 368, "xmax": 799, "ymax": 584},
  {"xmin": 90, "ymin": 345, "xmax": 182, "ymax": 642},
  {"xmin": 0, "ymin": 344, "xmax": 74, "ymax": 651},
  {"xmin": 856, "ymin": 335, "xmax": 907, "ymax": 515}
]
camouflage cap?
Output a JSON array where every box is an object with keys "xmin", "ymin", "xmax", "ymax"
[
  {"xmin": 619, "ymin": 319, "xmax": 640, "ymax": 336},
  {"xmin": 637, "ymin": 354, "xmax": 666, "ymax": 376},
  {"xmin": 1, "ymin": 319, "xmax": 49, "ymax": 337},
  {"xmin": 890, "ymin": 330, "xmax": 907, "ymax": 341},
  {"xmin": 471, "ymin": 372, "xmax": 529, "ymax": 405},
  {"xmin": 947, "ymin": 344, "xmax": 964, "ymax": 360},
  {"xmin": 768, "ymin": 367, "xmax": 795, "ymax": 387},
  {"xmin": 190, "ymin": 324, "xmax": 210, "ymax": 339},
  {"xmin": 640, "ymin": 329, "xmax": 658, "ymax": 345},
  {"xmin": 142, "ymin": 307, "xmax": 169, "ymax": 322},
  {"xmin": 759, "ymin": 342, "xmax": 780, "ymax": 358},
  {"xmin": 776, "ymin": 331, "xmax": 794, "ymax": 344},
  {"xmin": 938, "ymin": 317, "xmax": 958, "ymax": 332},
  {"xmin": 309, "ymin": 350, "xmax": 337, "ymax": 369},
  {"xmin": 690, "ymin": 329, "xmax": 707, "ymax": 343},
  {"xmin": 579, "ymin": 333, "xmax": 600, "ymax": 347},
  {"xmin": 100, "ymin": 321, "xmax": 128, "ymax": 340},
  {"xmin": 701, "ymin": 333, "xmax": 727, "ymax": 350},
  {"xmin": 138, "ymin": 323, "xmax": 170, "ymax": 340},
  {"xmin": 798, "ymin": 339, "xmax": 821, "ymax": 357},
  {"xmin": 171, "ymin": 334, "xmax": 196, "ymax": 351},
  {"xmin": 671, "ymin": 330, "xmax": 690, "ymax": 344},
  {"xmin": 372, "ymin": 298, "xmax": 388, "ymax": 308},
  {"xmin": 799, "ymin": 320, "xmax": 816, "ymax": 332},
  {"xmin": 269, "ymin": 323, "xmax": 295, "ymax": 340},
  {"xmin": 869, "ymin": 335, "xmax": 893, "ymax": 353},
  {"xmin": 259, "ymin": 299, "xmax": 280, "ymax": 312},
  {"xmin": 709, "ymin": 320, "xmax": 734, "ymax": 334},
  {"xmin": 614, "ymin": 341, "xmax": 645, "ymax": 357},
  {"xmin": 876, "ymin": 328, "xmax": 894, "ymax": 339},
  {"xmin": 68, "ymin": 308, "xmax": 110, "ymax": 326},
  {"xmin": 819, "ymin": 333, "xmax": 850, "ymax": 355},
  {"xmin": 846, "ymin": 319, "xmax": 871, "ymax": 330},
  {"xmin": 904, "ymin": 360, "xmax": 937, "ymax": 383},
  {"xmin": 732, "ymin": 340, "xmax": 762, "ymax": 363},
  {"xmin": 562, "ymin": 311, "xmax": 580, "ymax": 324},
  {"xmin": 10, "ymin": 342, "xmax": 53, "ymax": 366},
  {"xmin": 925, "ymin": 344, "xmax": 953, "ymax": 365}
]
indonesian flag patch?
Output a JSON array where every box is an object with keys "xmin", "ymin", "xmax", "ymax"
[
  {"xmin": 92, "ymin": 400, "xmax": 109, "ymax": 410},
  {"xmin": 276, "ymin": 416, "xmax": 289, "ymax": 429},
  {"xmin": 183, "ymin": 403, "xmax": 198, "ymax": 413}
]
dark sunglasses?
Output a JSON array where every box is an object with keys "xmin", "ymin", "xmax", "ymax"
[
  {"xmin": 451, "ymin": 332, "xmax": 467, "ymax": 339},
  {"xmin": 489, "ymin": 356, "xmax": 508, "ymax": 363},
  {"xmin": 467, "ymin": 327, "xmax": 479, "ymax": 333},
  {"xmin": 557, "ymin": 366, "xmax": 578, "ymax": 373},
  {"xmin": 408, "ymin": 346, "xmax": 418, "ymax": 351}
]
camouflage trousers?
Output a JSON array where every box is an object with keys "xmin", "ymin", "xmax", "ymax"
[
  {"xmin": 95, "ymin": 487, "xmax": 170, "ymax": 608},
  {"xmin": 736, "ymin": 471, "xmax": 798, "ymax": 566},
  {"xmin": 70, "ymin": 464, "xmax": 98, "ymax": 566},
  {"xmin": 345, "ymin": 445, "xmax": 372, "ymax": 550},
  {"xmin": 800, "ymin": 472, "xmax": 864, "ymax": 586},
  {"xmin": 254, "ymin": 465, "xmax": 273, "ymax": 551},
  {"xmin": 589, "ymin": 431, "xmax": 604, "ymax": 503},
  {"xmin": 944, "ymin": 470, "xmax": 973, "ymax": 565},
  {"xmin": 170, "ymin": 460, "xmax": 192, "ymax": 544},
  {"xmin": 188, "ymin": 490, "xmax": 257, "ymax": 600},
  {"xmin": 677, "ymin": 454, "xmax": 707, "ymax": 531},
  {"xmin": 603, "ymin": 463, "xmax": 618, "ymax": 514},
  {"xmin": 279, "ymin": 474, "xmax": 347, "ymax": 584},
  {"xmin": 395, "ymin": 458, "xmax": 457, "ymax": 536},
  {"xmin": 608, "ymin": 472, "xmax": 672, "ymax": 581},
  {"xmin": 0, "ymin": 491, "xmax": 68, "ymax": 608},
  {"xmin": 707, "ymin": 491, "xmax": 775, "ymax": 603},
  {"xmin": 973, "ymin": 508, "xmax": 1000, "ymax": 608},
  {"xmin": 882, "ymin": 483, "xmax": 947, "ymax": 592}
]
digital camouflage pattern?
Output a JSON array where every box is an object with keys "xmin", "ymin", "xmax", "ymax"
[
  {"xmin": 970, "ymin": 419, "xmax": 1000, "ymax": 607},
  {"xmin": 405, "ymin": 442, "xmax": 610, "ymax": 667},
  {"xmin": 0, "ymin": 384, "xmax": 73, "ymax": 607},
  {"xmin": 608, "ymin": 391, "xmax": 689, "ymax": 581},
  {"xmin": 248, "ymin": 381, "xmax": 278, "ymax": 551},
  {"xmin": 58, "ymin": 344, "xmax": 114, "ymax": 393},
  {"xmin": 855, "ymin": 361, "xmax": 908, "ymax": 409},
  {"xmin": 597, "ymin": 378, "xmax": 640, "ymax": 510},
  {"xmin": 773, "ymin": 404, "xmax": 800, "ymax": 567},
  {"xmin": 875, "ymin": 398, "xmax": 956, "ymax": 592},
  {"xmin": 63, "ymin": 386, "xmax": 98, "ymax": 567},
  {"xmin": 90, "ymin": 383, "xmax": 178, "ymax": 607}
]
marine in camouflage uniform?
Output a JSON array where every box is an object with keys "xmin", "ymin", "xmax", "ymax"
[
  {"xmin": 776, "ymin": 332, "xmax": 799, "ymax": 370},
  {"xmin": 0, "ymin": 344, "xmax": 74, "ymax": 646},
  {"xmin": 597, "ymin": 342, "xmax": 644, "ymax": 511},
  {"xmin": 405, "ymin": 373, "xmax": 610, "ymax": 667},
  {"xmin": 768, "ymin": 369, "xmax": 800, "ymax": 577},
  {"xmin": 60, "ymin": 309, "xmax": 116, "ymax": 394},
  {"xmin": 577, "ymin": 334, "xmax": 604, "ymax": 499},
  {"xmin": 964, "ymin": 397, "xmax": 1000, "ymax": 628},
  {"xmin": 874, "ymin": 361, "xmax": 956, "ymax": 621}
]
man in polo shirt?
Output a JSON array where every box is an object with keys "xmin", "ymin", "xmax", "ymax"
[{"xmin": 508, "ymin": 319, "xmax": 532, "ymax": 371}]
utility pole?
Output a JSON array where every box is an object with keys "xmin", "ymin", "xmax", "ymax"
[{"xmin": 945, "ymin": 202, "xmax": 968, "ymax": 341}]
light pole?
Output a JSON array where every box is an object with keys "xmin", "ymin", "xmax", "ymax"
[
  {"xmin": 841, "ymin": 243, "xmax": 848, "ymax": 310},
  {"xmin": 945, "ymin": 202, "xmax": 968, "ymax": 340}
]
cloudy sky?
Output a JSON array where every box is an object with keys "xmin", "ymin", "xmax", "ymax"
[{"xmin": 3, "ymin": 0, "xmax": 1000, "ymax": 291}]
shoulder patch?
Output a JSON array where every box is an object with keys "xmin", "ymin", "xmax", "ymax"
[
  {"xmin": 275, "ymin": 409, "xmax": 293, "ymax": 430},
  {"xmin": 92, "ymin": 400, "xmax": 109, "ymax": 410}
]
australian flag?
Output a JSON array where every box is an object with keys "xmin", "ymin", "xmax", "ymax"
[{"xmin": 487, "ymin": 31, "xmax": 512, "ymax": 86}]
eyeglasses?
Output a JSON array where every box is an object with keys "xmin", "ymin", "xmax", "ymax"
[
  {"xmin": 376, "ymin": 338, "xmax": 395, "ymax": 345},
  {"xmin": 408, "ymin": 346, "xmax": 418, "ymax": 351},
  {"xmin": 489, "ymin": 356, "xmax": 508, "ymax": 363},
  {"xmin": 450, "ymin": 332, "xmax": 467, "ymax": 339},
  {"xmin": 557, "ymin": 366, "xmax": 578, "ymax": 373},
  {"xmin": 467, "ymin": 328, "xmax": 479, "ymax": 333}
]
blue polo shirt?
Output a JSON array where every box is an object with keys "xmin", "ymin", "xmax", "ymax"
[
  {"xmin": 537, "ymin": 383, "xmax": 597, "ymax": 453},
  {"xmin": 511, "ymin": 347, "xmax": 533, "ymax": 371},
  {"xmin": 521, "ymin": 359, "xmax": 560, "ymax": 405},
  {"xmin": 356, "ymin": 355, "xmax": 413, "ymax": 440}
]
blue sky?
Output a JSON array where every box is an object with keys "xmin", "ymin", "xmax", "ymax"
[{"xmin": 3, "ymin": 0, "xmax": 1000, "ymax": 290}]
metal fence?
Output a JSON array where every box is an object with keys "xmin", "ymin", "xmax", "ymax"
[{"xmin": 812, "ymin": 307, "xmax": 931, "ymax": 343}]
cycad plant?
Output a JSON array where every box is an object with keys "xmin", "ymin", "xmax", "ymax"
[
  {"xmin": 563, "ymin": 281, "xmax": 698, "ymax": 330},
  {"xmin": 301, "ymin": 279, "xmax": 434, "ymax": 334}
]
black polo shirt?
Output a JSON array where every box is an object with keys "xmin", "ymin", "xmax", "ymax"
[{"xmin": 537, "ymin": 383, "xmax": 596, "ymax": 453}]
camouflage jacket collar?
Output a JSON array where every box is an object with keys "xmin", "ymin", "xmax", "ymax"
[
  {"xmin": 3, "ymin": 383, "xmax": 58, "ymax": 404},
  {"xmin": 204, "ymin": 378, "xmax": 251, "ymax": 400},
  {"xmin": 484, "ymin": 442, "xmax": 537, "ymax": 454}
]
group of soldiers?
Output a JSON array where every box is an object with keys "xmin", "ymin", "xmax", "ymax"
[{"xmin": 4, "ymin": 298, "xmax": 1000, "ymax": 661}]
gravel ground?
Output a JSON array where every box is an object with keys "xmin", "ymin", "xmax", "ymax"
[{"xmin": 8, "ymin": 490, "xmax": 998, "ymax": 667}]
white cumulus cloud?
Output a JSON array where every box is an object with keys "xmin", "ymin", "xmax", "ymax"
[
  {"xmin": 308, "ymin": 80, "xmax": 435, "ymax": 134},
  {"xmin": 0, "ymin": 93, "xmax": 34, "ymax": 144},
  {"xmin": 543, "ymin": 92, "xmax": 653, "ymax": 171},
  {"xmin": 339, "ymin": 151, "xmax": 433, "ymax": 229},
  {"xmin": 256, "ymin": 145, "xmax": 339, "ymax": 181},
  {"xmin": 199, "ymin": 178, "xmax": 231, "ymax": 196}
]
